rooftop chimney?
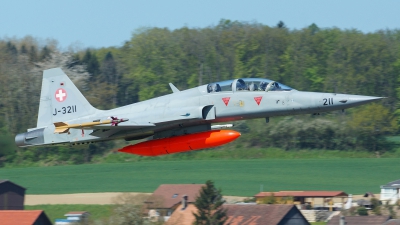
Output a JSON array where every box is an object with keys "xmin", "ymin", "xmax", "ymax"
[{"xmin": 181, "ymin": 195, "xmax": 188, "ymax": 210}]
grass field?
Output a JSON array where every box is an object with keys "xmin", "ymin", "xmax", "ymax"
[
  {"xmin": 25, "ymin": 204, "xmax": 113, "ymax": 222},
  {"xmin": 1, "ymin": 158, "xmax": 399, "ymax": 196}
]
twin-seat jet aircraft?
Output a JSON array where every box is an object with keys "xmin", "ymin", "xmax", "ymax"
[{"xmin": 15, "ymin": 68, "xmax": 383, "ymax": 156}]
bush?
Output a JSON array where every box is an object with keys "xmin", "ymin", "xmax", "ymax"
[
  {"xmin": 371, "ymin": 198, "xmax": 382, "ymax": 215},
  {"xmin": 357, "ymin": 207, "xmax": 368, "ymax": 216}
]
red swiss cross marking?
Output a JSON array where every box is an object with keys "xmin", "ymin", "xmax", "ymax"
[
  {"xmin": 254, "ymin": 96, "xmax": 262, "ymax": 105},
  {"xmin": 222, "ymin": 97, "xmax": 230, "ymax": 106},
  {"xmin": 55, "ymin": 88, "xmax": 67, "ymax": 102}
]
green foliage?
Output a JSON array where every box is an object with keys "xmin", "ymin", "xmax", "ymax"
[
  {"xmin": 193, "ymin": 180, "xmax": 227, "ymax": 225},
  {"xmin": 82, "ymin": 49, "xmax": 100, "ymax": 79},
  {"xmin": 101, "ymin": 194, "xmax": 154, "ymax": 225},
  {"xmin": 260, "ymin": 193, "xmax": 277, "ymax": 204},
  {"xmin": 20, "ymin": 44, "xmax": 28, "ymax": 54},
  {"xmin": 29, "ymin": 45, "xmax": 38, "ymax": 62},
  {"xmin": 390, "ymin": 210, "xmax": 397, "ymax": 219},
  {"xmin": 349, "ymin": 103, "xmax": 397, "ymax": 152},
  {"xmin": 276, "ymin": 21, "xmax": 286, "ymax": 29},
  {"xmin": 1, "ymin": 158, "xmax": 400, "ymax": 196},
  {"xmin": 386, "ymin": 204, "xmax": 397, "ymax": 218},
  {"xmin": 1, "ymin": 23, "xmax": 400, "ymax": 167},
  {"xmin": 0, "ymin": 126, "xmax": 17, "ymax": 165},
  {"xmin": 371, "ymin": 198, "xmax": 382, "ymax": 215},
  {"xmin": 357, "ymin": 207, "xmax": 368, "ymax": 216},
  {"xmin": 39, "ymin": 46, "xmax": 51, "ymax": 60},
  {"xmin": 5, "ymin": 41, "xmax": 18, "ymax": 55},
  {"xmin": 241, "ymin": 116, "xmax": 360, "ymax": 150}
]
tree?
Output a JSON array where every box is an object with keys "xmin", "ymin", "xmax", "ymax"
[
  {"xmin": 276, "ymin": 21, "xmax": 286, "ymax": 29},
  {"xmin": 82, "ymin": 49, "xmax": 100, "ymax": 80},
  {"xmin": 100, "ymin": 51, "xmax": 118, "ymax": 84},
  {"xmin": 5, "ymin": 41, "xmax": 18, "ymax": 55},
  {"xmin": 20, "ymin": 44, "xmax": 28, "ymax": 54},
  {"xmin": 371, "ymin": 198, "xmax": 381, "ymax": 215},
  {"xmin": 349, "ymin": 103, "xmax": 397, "ymax": 152},
  {"xmin": 308, "ymin": 23, "xmax": 320, "ymax": 35},
  {"xmin": 39, "ymin": 46, "xmax": 51, "ymax": 60},
  {"xmin": 29, "ymin": 45, "xmax": 38, "ymax": 62},
  {"xmin": 193, "ymin": 180, "xmax": 227, "ymax": 225},
  {"xmin": 96, "ymin": 193, "xmax": 159, "ymax": 225},
  {"xmin": 0, "ymin": 125, "xmax": 16, "ymax": 166}
]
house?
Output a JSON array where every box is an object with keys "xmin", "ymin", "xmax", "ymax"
[
  {"xmin": 144, "ymin": 184, "xmax": 203, "ymax": 219},
  {"xmin": 0, "ymin": 179, "xmax": 26, "ymax": 210},
  {"xmin": 0, "ymin": 210, "xmax": 52, "ymax": 225},
  {"xmin": 327, "ymin": 215, "xmax": 390, "ymax": 225},
  {"xmin": 380, "ymin": 179, "xmax": 400, "ymax": 204},
  {"xmin": 254, "ymin": 191, "xmax": 348, "ymax": 210},
  {"xmin": 55, "ymin": 211, "xmax": 90, "ymax": 225},
  {"xmin": 224, "ymin": 204, "xmax": 310, "ymax": 225},
  {"xmin": 165, "ymin": 203, "xmax": 310, "ymax": 225},
  {"xmin": 164, "ymin": 204, "xmax": 198, "ymax": 225}
]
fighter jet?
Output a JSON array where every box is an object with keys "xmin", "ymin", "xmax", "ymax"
[{"xmin": 15, "ymin": 68, "xmax": 383, "ymax": 156}]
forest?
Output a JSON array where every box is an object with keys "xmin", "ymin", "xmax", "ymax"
[{"xmin": 0, "ymin": 20, "xmax": 399, "ymax": 166}]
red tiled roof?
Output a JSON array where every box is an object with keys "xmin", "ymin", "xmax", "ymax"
[
  {"xmin": 255, "ymin": 191, "xmax": 348, "ymax": 198},
  {"xmin": 224, "ymin": 204, "xmax": 301, "ymax": 225},
  {"xmin": 327, "ymin": 215, "xmax": 389, "ymax": 225},
  {"xmin": 0, "ymin": 210, "xmax": 44, "ymax": 225},
  {"xmin": 166, "ymin": 204, "xmax": 308, "ymax": 225},
  {"xmin": 164, "ymin": 204, "xmax": 197, "ymax": 225},
  {"xmin": 146, "ymin": 184, "xmax": 204, "ymax": 209}
]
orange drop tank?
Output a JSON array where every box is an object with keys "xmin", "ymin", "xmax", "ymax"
[{"xmin": 118, "ymin": 130, "xmax": 240, "ymax": 156}]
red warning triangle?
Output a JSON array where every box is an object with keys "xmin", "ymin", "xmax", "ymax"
[
  {"xmin": 254, "ymin": 96, "xmax": 262, "ymax": 105},
  {"xmin": 222, "ymin": 97, "xmax": 230, "ymax": 106}
]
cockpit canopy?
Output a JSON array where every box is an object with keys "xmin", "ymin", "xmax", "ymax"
[{"xmin": 207, "ymin": 78, "xmax": 294, "ymax": 93}]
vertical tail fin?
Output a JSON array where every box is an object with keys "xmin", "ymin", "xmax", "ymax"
[{"xmin": 37, "ymin": 68, "xmax": 98, "ymax": 127}]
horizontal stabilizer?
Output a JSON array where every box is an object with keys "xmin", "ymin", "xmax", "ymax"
[{"xmin": 54, "ymin": 127, "xmax": 70, "ymax": 133}]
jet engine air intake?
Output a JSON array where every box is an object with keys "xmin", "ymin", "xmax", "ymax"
[{"xmin": 202, "ymin": 105, "xmax": 215, "ymax": 120}]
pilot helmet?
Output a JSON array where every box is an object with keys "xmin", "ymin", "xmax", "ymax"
[
  {"xmin": 259, "ymin": 82, "xmax": 267, "ymax": 91},
  {"xmin": 236, "ymin": 79, "xmax": 246, "ymax": 90}
]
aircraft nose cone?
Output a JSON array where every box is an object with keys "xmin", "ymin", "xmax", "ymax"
[{"xmin": 347, "ymin": 95, "xmax": 385, "ymax": 106}]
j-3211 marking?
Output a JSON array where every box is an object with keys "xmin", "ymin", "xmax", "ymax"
[{"xmin": 53, "ymin": 105, "xmax": 77, "ymax": 116}]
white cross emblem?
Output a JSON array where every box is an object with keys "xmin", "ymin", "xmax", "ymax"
[{"xmin": 55, "ymin": 88, "xmax": 67, "ymax": 102}]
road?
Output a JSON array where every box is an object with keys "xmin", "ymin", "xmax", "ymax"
[{"xmin": 25, "ymin": 193, "xmax": 248, "ymax": 205}]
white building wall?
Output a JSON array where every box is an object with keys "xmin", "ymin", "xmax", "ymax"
[{"xmin": 380, "ymin": 187, "xmax": 399, "ymax": 204}]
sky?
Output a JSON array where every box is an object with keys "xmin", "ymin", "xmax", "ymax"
[{"xmin": 1, "ymin": 0, "xmax": 399, "ymax": 50}]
